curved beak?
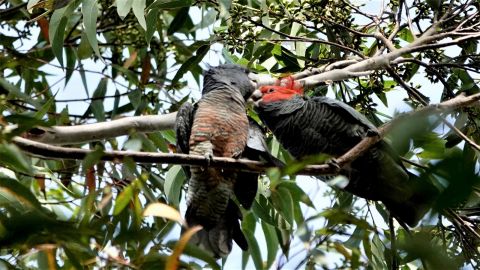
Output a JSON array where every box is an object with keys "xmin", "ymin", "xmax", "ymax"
[{"xmin": 248, "ymin": 89, "xmax": 263, "ymax": 107}]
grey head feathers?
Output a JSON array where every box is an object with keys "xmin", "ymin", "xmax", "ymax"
[{"xmin": 202, "ymin": 64, "xmax": 254, "ymax": 100}]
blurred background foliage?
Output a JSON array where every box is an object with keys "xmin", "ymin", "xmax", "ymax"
[{"xmin": 1, "ymin": 0, "xmax": 480, "ymax": 269}]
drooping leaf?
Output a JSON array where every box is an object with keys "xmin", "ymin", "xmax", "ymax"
[
  {"xmin": 0, "ymin": 144, "xmax": 34, "ymax": 175},
  {"xmin": 261, "ymin": 221, "xmax": 279, "ymax": 269},
  {"xmin": 132, "ymin": 0, "xmax": 146, "ymax": 30},
  {"xmin": 82, "ymin": 0, "xmax": 101, "ymax": 59},
  {"xmin": 165, "ymin": 226, "xmax": 202, "ymax": 270},
  {"xmin": 270, "ymin": 186, "xmax": 294, "ymax": 227},
  {"xmin": 113, "ymin": 184, "xmax": 134, "ymax": 215},
  {"xmin": 164, "ymin": 165, "xmax": 185, "ymax": 206},
  {"xmin": 145, "ymin": 7, "xmax": 159, "ymax": 43},
  {"xmin": 143, "ymin": 202, "xmax": 183, "ymax": 224},
  {"xmin": 116, "ymin": 0, "xmax": 133, "ymax": 19},
  {"xmin": 171, "ymin": 44, "xmax": 210, "ymax": 86},
  {"xmin": 148, "ymin": 0, "xmax": 192, "ymax": 10},
  {"xmin": 48, "ymin": 8, "xmax": 68, "ymax": 67},
  {"xmin": 0, "ymin": 177, "xmax": 42, "ymax": 210}
]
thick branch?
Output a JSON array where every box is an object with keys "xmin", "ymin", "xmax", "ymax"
[
  {"xmin": 23, "ymin": 93, "xmax": 480, "ymax": 147},
  {"xmin": 24, "ymin": 113, "xmax": 177, "ymax": 145},
  {"xmin": 13, "ymin": 136, "xmax": 335, "ymax": 176},
  {"xmin": 15, "ymin": 92, "xmax": 480, "ymax": 178}
]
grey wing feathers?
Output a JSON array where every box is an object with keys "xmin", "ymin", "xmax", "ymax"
[
  {"xmin": 245, "ymin": 118, "xmax": 285, "ymax": 167},
  {"xmin": 175, "ymin": 102, "xmax": 196, "ymax": 178},
  {"xmin": 175, "ymin": 102, "xmax": 196, "ymax": 155},
  {"xmin": 235, "ymin": 118, "xmax": 284, "ymax": 210},
  {"xmin": 312, "ymin": 96, "xmax": 378, "ymax": 132},
  {"xmin": 246, "ymin": 118, "xmax": 268, "ymax": 153}
]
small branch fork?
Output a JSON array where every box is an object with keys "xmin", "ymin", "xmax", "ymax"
[{"xmin": 14, "ymin": 92, "xmax": 480, "ymax": 177}]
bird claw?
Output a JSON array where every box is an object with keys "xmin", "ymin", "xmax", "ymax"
[
  {"xmin": 366, "ymin": 129, "xmax": 379, "ymax": 137},
  {"xmin": 327, "ymin": 158, "xmax": 340, "ymax": 171},
  {"xmin": 204, "ymin": 152, "xmax": 214, "ymax": 167}
]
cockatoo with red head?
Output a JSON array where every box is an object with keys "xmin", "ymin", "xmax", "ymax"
[{"xmin": 251, "ymin": 76, "xmax": 438, "ymax": 226}]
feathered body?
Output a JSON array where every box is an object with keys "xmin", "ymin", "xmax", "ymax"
[
  {"xmin": 175, "ymin": 65, "xmax": 282, "ymax": 257},
  {"xmin": 252, "ymin": 77, "xmax": 438, "ymax": 226}
]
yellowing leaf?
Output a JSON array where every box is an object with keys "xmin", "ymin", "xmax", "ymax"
[
  {"xmin": 166, "ymin": 225, "xmax": 202, "ymax": 270},
  {"xmin": 143, "ymin": 202, "xmax": 183, "ymax": 224},
  {"xmin": 123, "ymin": 50, "xmax": 137, "ymax": 69},
  {"xmin": 334, "ymin": 242, "xmax": 351, "ymax": 259}
]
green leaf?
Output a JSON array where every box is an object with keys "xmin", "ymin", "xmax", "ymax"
[
  {"xmin": 3, "ymin": 114, "xmax": 52, "ymax": 139},
  {"xmin": 128, "ymin": 88, "xmax": 142, "ymax": 109},
  {"xmin": 0, "ymin": 177, "xmax": 42, "ymax": 210},
  {"xmin": 252, "ymin": 197, "xmax": 276, "ymax": 226},
  {"xmin": 164, "ymin": 165, "xmax": 185, "ymax": 206},
  {"xmin": 171, "ymin": 44, "xmax": 210, "ymax": 86},
  {"xmin": 244, "ymin": 228, "xmax": 262, "ymax": 269},
  {"xmin": 113, "ymin": 184, "xmax": 134, "ymax": 215},
  {"xmin": 271, "ymin": 186, "xmax": 294, "ymax": 228},
  {"xmin": 242, "ymin": 213, "xmax": 262, "ymax": 270},
  {"xmin": 77, "ymin": 32, "xmax": 93, "ymax": 59},
  {"xmin": 147, "ymin": 132, "xmax": 169, "ymax": 152},
  {"xmin": 398, "ymin": 28, "xmax": 414, "ymax": 43},
  {"xmin": 454, "ymin": 68, "xmax": 480, "ymax": 94},
  {"xmin": 145, "ymin": 7, "xmax": 159, "ymax": 43},
  {"xmin": 34, "ymin": 97, "xmax": 55, "ymax": 119},
  {"xmin": 0, "ymin": 77, "xmax": 41, "ymax": 108},
  {"xmin": 148, "ymin": 0, "xmax": 192, "ymax": 9},
  {"xmin": 167, "ymin": 7, "xmax": 190, "ymax": 35},
  {"xmin": 415, "ymin": 132, "xmax": 446, "ymax": 159},
  {"xmin": 275, "ymin": 227, "xmax": 291, "ymax": 257},
  {"xmin": 344, "ymin": 226, "xmax": 366, "ymax": 249},
  {"xmin": 271, "ymin": 45, "xmax": 301, "ymax": 72},
  {"xmin": 116, "ymin": 0, "xmax": 133, "ymax": 19},
  {"xmin": 82, "ymin": 0, "xmax": 101, "ymax": 59},
  {"xmin": 111, "ymin": 89, "xmax": 121, "ymax": 119},
  {"xmin": 217, "ymin": 0, "xmax": 231, "ymax": 17},
  {"xmin": 123, "ymin": 138, "xmax": 142, "ymax": 151},
  {"xmin": 320, "ymin": 209, "xmax": 373, "ymax": 230},
  {"xmin": 193, "ymin": 8, "xmax": 217, "ymax": 31},
  {"xmin": 0, "ymin": 144, "xmax": 34, "ymax": 175},
  {"xmin": 132, "ymin": 0, "xmax": 146, "ymax": 30},
  {"xmin": 63, "ymin": 246, "xmax": 84, "ymax": 269},
  {"xmin": 261, "ymin": 221, "xmax": 279, "ymax": 269},
  {"xmin": 65, "ymin": 46, "xmax": 76, "ymax": 85},
  {"xmin": 277, "ymin": 181, "xmax": 315, "ymax": 208},
  {"xmin": 371, "ymin": 234, "xmax": 388, "ymax": 268},
  {"xmin": 90, "ymin": 78, "xmax": 108, "ymax": 122},
  {"xmin": 82, "ymin": 146, "xmax": 105, "ymax": 171},
  {"xmin": 375, "ymin": 91, "xmax": 388, "ymax": 107},
  {"xmin": 49, "ymin": 8, "xmax": 68, "ymax": 67}
]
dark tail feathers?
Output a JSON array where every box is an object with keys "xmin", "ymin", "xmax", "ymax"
[
  {"xmin": 385, "ymin": 173, "xmax": 440, "ymax": 226},
  {"xmin": 185, "ymin": 200, "xmax": 248, "ymax": 258}
]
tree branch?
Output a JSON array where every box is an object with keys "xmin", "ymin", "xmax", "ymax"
[
  {"xmin": 23, "ymin": 113, "xmax": 177, "ymax": 145},
  {"xmin": 15, "ymin": 92, "xmax": 480, "ymax": 178},
  {"xmin": 13, "ymin": 136, "xmax": 336, "ymax": 176}
]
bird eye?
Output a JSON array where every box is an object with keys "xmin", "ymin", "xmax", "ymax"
[
  {"xmin": 267, "ymin": 88, "xmax": 275, "ymax": 93},
  {"xmin": 231, "ymin": 81, "xmax": 237, "ymax": 85}
]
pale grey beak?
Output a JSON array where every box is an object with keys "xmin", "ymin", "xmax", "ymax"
[{"xmin": 248, "ymin": 89, "xmax": 263, "ymax": 107}]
